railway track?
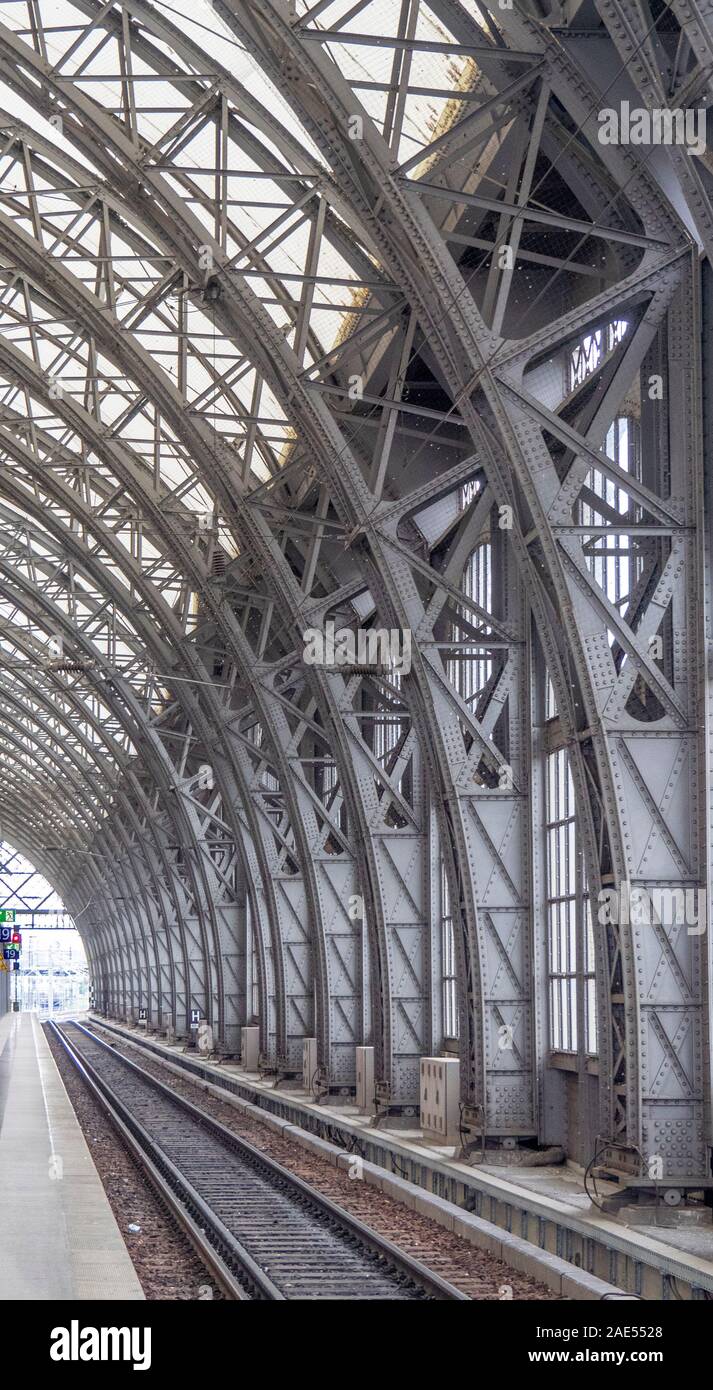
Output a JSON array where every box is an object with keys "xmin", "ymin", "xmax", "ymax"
[{"xmin": 50, "ymin": 1020, "xmax": 469, "ymax": 1302}]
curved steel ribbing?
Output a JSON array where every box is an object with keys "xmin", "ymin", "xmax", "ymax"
[{"xmin": 0, "ymin": 0, "xmax": 708, "ymax": 1171}]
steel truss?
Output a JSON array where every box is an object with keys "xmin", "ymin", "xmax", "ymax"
[{"xmin": 0, "ymin": 0, "xmax": 710, "ymax": 1175}]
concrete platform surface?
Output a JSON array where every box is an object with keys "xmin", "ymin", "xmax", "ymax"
[{"xmin": 0, "ymin": 1011, "xmax": 144, "ymax": 1300}]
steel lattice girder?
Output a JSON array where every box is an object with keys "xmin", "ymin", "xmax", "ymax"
[{"xmin": 0, "ymin": 0, "xmax": 709, "ymax": 1174}]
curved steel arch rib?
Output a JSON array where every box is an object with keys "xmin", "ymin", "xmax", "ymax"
[{"xmin": 0, "ymin": 0, "xmax": 708, "ymax": 1174}]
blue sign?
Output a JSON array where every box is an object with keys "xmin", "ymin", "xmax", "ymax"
[{"xmin": 0, "ymin": 927, "xmax": 12, "ymax": 944}]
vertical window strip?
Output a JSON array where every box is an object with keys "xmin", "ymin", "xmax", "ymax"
[
  {"xmin": 545, "ymin": 740, "xmax": 598, "ymax": 1057},
  {"xmin": 322, "ymin": 757, "xmax": 337, "ymax": 800},
  {"xmin": 441, "ymin": 859, "xmax": 459, "ymax": 1038},
  {"xmin": 584, "ymin": 897, "xmax": 598, "ymax": 1055},
  {"xmin": 246, "ymin": 901, "xmax": 259, "ymax": 1022},
  {"xmin": 247, "ymin": 721, "xmax": 280, "ymax": 793},
  {"xmin": 570, "ymin": 319, "xmax": 642, "ymax": 632},
  {"xmin": 546, "ymin": 746, "xmax": 578, "ymax": 1051},
  {"xmin": 373, "ymin": 667, "xmax": 401, "ymax": 769},
  {"xmin": 449, "ymin": 538, "xmax": 492, "ymax": 708},
  {"xmin": 581, "ymin": 414, "xmax": 643, "ymax": 619},
  {"xmin": 545, "ymin": 671, "xmax": 558, "ymax": 720}
]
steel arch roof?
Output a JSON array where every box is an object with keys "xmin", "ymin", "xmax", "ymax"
[{"xmin": 0, "ymin": 0, "xmax": 711, "ymax": 1173}]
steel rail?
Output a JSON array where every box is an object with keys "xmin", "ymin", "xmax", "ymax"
[
  {"xmin": 50, "ymin": 1020, "xmax": 469, "ymax": 1302},
  {"xmin": 47, "ymin": 1019, "xmax": 259, "ymax": 1300}
]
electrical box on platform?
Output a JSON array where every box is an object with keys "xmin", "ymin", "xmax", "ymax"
[
  {"xmin": 241, "ymin": 1025, "xmax": 259, "ymax": 1071},
  {"xmin": 355, "ymin": 1045, "xmax": 374, "ymax": 1112},
  {"xmin": 419, "ymin": 1057, "xmax": 460, "ymax": 1142},
  {"xmin": 302, "ymin": 1037, "xmax": 318, "ymax": 1094}
]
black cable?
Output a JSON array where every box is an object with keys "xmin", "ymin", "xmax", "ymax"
[
  {"xmin": 325, "ymin": 1122, "xmax": 361, "ymax": 1155},
  {"xmin": 583, "ymin": 1145, "xmax": 611, "ymax": 1212},
  {"xmin": 585, "ymin": 1139, "xmax": 649, "ymax": 1220},
  {"xmin": 310, "ymin": 1065, "xmax": 328, "ymax": 1103}
]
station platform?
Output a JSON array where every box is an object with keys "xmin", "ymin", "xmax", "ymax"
[
  {"xmin": 92, "ymin": 1015, "xmax": 713, "ymax": 1301},
  {"xmin": 0, "ymin": 1011, "xmax": 144, "ymax": 1300}
]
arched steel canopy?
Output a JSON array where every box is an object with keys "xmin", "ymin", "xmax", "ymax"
[{"xmin": 0, "ymin": 0, "xmax": 711, "ymax": 1176}]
